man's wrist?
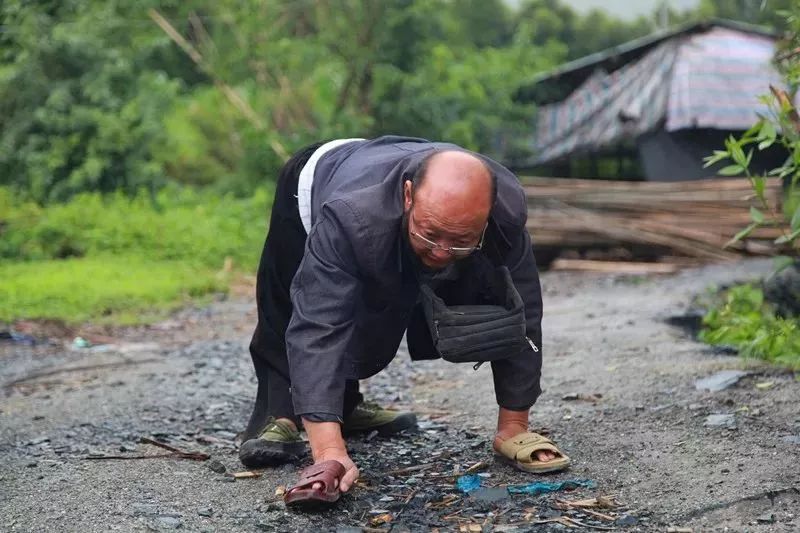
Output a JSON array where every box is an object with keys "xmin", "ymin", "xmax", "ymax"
[{"xmin": 302, "ymin": 419, "xmax": 347, "ymax": 460}]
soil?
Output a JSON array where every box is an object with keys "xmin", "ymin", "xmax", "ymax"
[{"xmin": 1, "ymin": 258, "xmax": 798, "ymax": 532}]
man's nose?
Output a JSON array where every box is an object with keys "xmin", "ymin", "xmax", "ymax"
[{"xmin": 429, "ymin": 247, "xmax": 451, "ymax": 261}]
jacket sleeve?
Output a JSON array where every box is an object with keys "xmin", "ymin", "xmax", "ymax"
[
  {"xmin": 490, "ymin": 227, "xmax": 544, "ymax": 410},
  {"xmin": 285, "ymin": 201, "xmax": 362, "ymax": 418}
]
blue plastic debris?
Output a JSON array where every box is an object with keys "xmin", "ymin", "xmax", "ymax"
[
  {"xmin": 507, "ymin": 479, "xmax": 596, "ymax": 495},
  {"xmin": 456, "ymin": 474, "xmax": 482, "ymax": 493},
  {"xmin": 72, "ymin": 336, "xmax": 92, "ymax": 349}
]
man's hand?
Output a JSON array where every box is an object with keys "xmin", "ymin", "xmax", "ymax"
[
  {"xmin": 302, "ymin": 419, "xmax": 359, "ymax": 492},
  {"xmin": 493, "ymin": 407, "xmax": 557, "ymax": 463}
]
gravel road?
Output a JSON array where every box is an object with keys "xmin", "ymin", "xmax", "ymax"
[{"xmin": 1, "ymin": 258, "xmax": 798, "ymax": 532}]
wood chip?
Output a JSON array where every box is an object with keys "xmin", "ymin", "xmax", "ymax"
[
  {"xmin": 232, "ymin": 471, "xmax": 261, "ymax": 479},
  {"xmin": 369, "ymin": 513, "xmax": 392, "ymax": 527}
]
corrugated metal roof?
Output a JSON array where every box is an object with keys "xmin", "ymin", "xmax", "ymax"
[
  {"xmin": 529, "ymin": 25, "xmax": 784, "ymax": 165},
  {"xmin": 515, "ymin": 18, "xmax": 778, "ymax": 105}
]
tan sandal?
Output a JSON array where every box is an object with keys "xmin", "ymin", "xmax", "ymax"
[{"xmin": 496, "ymin": 431, "xmax": 571, "ymax": 473}]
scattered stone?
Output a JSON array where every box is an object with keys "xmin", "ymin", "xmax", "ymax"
[
  {"xmin": 781, "ymin": 435, "xmax": 800, "ymax": 445},
  {"xmin": 470, "ymin": 487, "xmax": 508, "ymax": 503},
  {"xmin": 132, "ymin": 503, "xmax": 159, "ymax": 516},
  {"xmin": 25, "ymin": 462, "xmax": 38, "ymax": 468},
  {"xmin": 206, "ymin": 459, "xmax": 227, "ymax": 474},
  {"xmin": 335, "ymin": 527, "xmax": 362, "ymax": 533},
  {"xmin": 763, "ymin": 260, "xmax": 800, "ymax": 317},
  {"xmin": 756, "ymin": 512, "xmax": 775, "ymax": 524},
  {"xmin": 695, "ymin": 370, "xmax": 748, "ymax": 392},
  {"xmin": 704, "ymin": 414, "xmax": 736, "ymax": 428},
  {"xmin": 539, "ymin": 508, "xmax": 562, "ymax": 519},
  {"xmin": 197, "ymin": 507, "xmax": 213, "ymax": 517},
  {"xmin": 155, "ymin": 515, "xmax": 182, "ymax": 529},
  {"xmin": 562, "ymin": 392, "xmax": 602, "ymax": 402},
  {"xmin": 615, "ymin": 514, "xmax": 639, "ymax": 526},
  {"xmin": 27, "ymin": 436, "xmax": 50, "ymax": 445}
]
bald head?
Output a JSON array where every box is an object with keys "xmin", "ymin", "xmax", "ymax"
[
  {"xmin": 412, "ymin": 151, "xmax": 495, "ymax": 212},
  {"xmin": 403, "ymin": 150, "xmax": 494, "ymax": 270}
]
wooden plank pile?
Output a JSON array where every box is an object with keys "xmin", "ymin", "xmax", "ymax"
[{"xmin": 522, "ymin": 177, "xmax": 789, "ymax": 270}]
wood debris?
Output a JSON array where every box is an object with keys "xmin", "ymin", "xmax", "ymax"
[
  {"xmin": 83, "ymin": 436, "xmax": 209, "ymax": 461},
  {"xmin": 551, "ymin": 258, "xmax": 681, "ymax": 274},
  {"xmin": 523, "ymin": 176, "xmax": 790, "ymax": 265},
  {"xmin": 369, "ymin": 513, "xmax": 392, "ymax": 527},
  {"xmin": 232, "ymin": 470, "xmax": 262, "ymax": 479},
  {"xmin": 556, "ymin": 495, "xmax": 620, "ymax": 509}
]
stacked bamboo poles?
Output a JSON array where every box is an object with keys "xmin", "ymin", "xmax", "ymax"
[{"xmin": 522, "ymin": 177, "xmax": 788, "ymax": 265}]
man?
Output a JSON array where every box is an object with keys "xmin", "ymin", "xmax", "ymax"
[{"xmin": 239, "ymin": 136, "xmax": 569, "ymax": 506}]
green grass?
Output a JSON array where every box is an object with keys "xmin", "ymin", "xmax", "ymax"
[
  {"xmin": 0, "ymin": 256, "xmax": 228, "ymax": 324},
  {"xmin": 0, "ymin": 185, "xmax": 272, "ymax": 325},
  {"xmin": 699, "ymin": 284, "xmax": 800, "ymax": 371}
]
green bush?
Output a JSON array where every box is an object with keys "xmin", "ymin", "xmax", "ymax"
[
  {"xmin": 700, "ymin": 284, "xmax": 800, "ymax": 370},
  {"xmin": 0, "ymin": 185, "xmax": 273, "ymax": 271},
  {"xmin": 0, "ymin": 184, "xmax": 273, "ymax": 324}
]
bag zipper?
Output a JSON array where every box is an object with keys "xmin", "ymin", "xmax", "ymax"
[
  {"xmin": 526, "ymin": 337, "xmax": 539, "ymax": 353},
  {"xmin": 473, "ymin": 337, "xmax": 539, "ymax": 371}
]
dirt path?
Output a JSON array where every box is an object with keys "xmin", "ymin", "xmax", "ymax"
[{"xmin": 1, "ymin": 259, "xmax": 798, "ymax": 532}]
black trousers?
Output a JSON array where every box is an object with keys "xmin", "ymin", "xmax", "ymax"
[{"xmin": 243, "ymin": 143, "xmax": 363, "ymax": 440}]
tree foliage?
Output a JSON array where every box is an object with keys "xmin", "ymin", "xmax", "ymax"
[
  {"xmin": 1, "ymin": 0, "xmax": 793, "ymax": 202},
  {"xmin": 0, "ymin": 0, "xmax": 194, "ymax": 202}
]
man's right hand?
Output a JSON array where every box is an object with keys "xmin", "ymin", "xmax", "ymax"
[{"xmin": 302, "ymin": 419, "xmax": 359, "ymax": 492}]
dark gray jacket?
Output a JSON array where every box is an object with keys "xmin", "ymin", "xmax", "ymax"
[{"xmin": 286, "ymin": 136, "xmax": 543, "ymax": 417}]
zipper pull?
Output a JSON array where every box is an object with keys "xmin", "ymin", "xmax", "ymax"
[
  {"xmin": 473, "ymin": 361, "xmax": 485, "ymax": 371},
  {"xmin": 526, "ymin": 337, "xmax": 539, "ymax": 353}
]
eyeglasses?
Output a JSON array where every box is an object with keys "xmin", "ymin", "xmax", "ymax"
[{"xmin": 410, "ymin": 222, "xmax": 487, "ymax": 258}]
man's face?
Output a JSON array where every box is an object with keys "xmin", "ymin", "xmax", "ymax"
[{"xmin": 403, "ymin": 180, "xmax": 488, "ymax": 271}]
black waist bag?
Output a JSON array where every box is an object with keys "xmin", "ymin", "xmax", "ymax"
[{"xmin": 419, "ymin": 266, "xmax": 529, "ymax": 363}]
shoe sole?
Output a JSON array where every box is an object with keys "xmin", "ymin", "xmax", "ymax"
[
  {"xmin": 239, "ymin": 439, "xmax": 307, "ymax": 468},
  {"xmin": 342, "ymin": 412, "xmax": 418, "ymax": 437}
]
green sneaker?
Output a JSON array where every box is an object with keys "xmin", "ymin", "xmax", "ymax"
[
  {"xmin": 342, "ymin": 401, "xmax": 418, "ymax": 437},
  {"xmin": 239, "ymin": 418, "xmax": 306, "ymax": 468}
]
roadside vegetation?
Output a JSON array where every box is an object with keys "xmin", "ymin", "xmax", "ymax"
[
  {"xmin": 0, "ymin": 186, "xmax": 271, "ymax": 324},
  {"xmin": 699, "ymin": 284, "xmax": 800, "ymax": 370}
]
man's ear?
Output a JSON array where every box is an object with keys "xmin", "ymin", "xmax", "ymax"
[{"xmin": 403, "ymin": 180, "xmax": 413, "ymax": 211}]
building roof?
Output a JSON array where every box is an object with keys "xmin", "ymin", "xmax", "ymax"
[
  {"xmin": 525, "ymin": 20, "xmax": 785, "ymax": 166},
  {"xmin": 516, "ymin": 18, "xmax": 778, "ymax": 106}
]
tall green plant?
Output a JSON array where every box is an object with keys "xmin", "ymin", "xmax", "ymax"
[{"xmin": 702, "ymin": 2, "xmax": 800, "ymax": 264}]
